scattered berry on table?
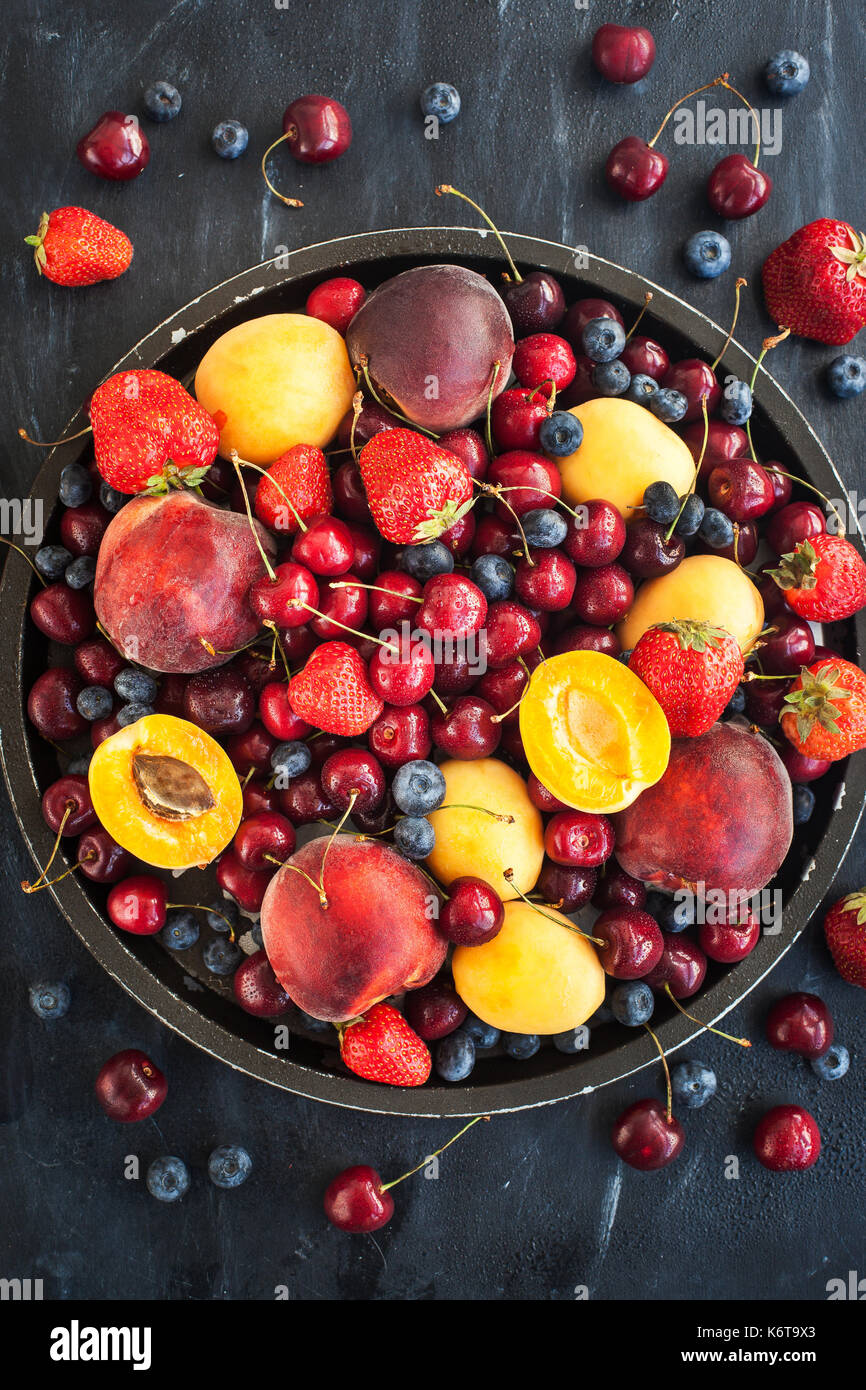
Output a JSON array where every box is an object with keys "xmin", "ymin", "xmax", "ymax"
[
  {"xmin": 581, "ymin": 316, "xmax": 626, "ymax": 363},
  {"xmin": 29, "ymin": 981, "xmax": 71, "ymax": 1019},
  {"xmin": 502, "ymin": 1032, "xmax": 541, "ymax": 1060},
  {"xmin": 683, "ymin": 230, "xmax": 731, "ymax": 279},
  {"xmin": 160, "ymin": 910, "xmax": 199, "ymax": 951},
  {"xmin": 826, "ymin": 354, "xmax": 866, "ymax": 398},
  {"xmin": 212, "ymin": 120, "xmax": 248, "ymax": 158},
  {"xmin": 59, "ymin": 463, "xmax": 92, "ymax": 508},
  {"xmin": 810, "ymin": 1043, "xmax": 850, "ymax": 1080},
  {"xmin": 114, "ymin": 668, "xmax": 158, "ymax": 704},
  {"xmin": 610, "ymin": 980, "xmax": 654, "ymax": 1026},
  {"xmin": 671, "ymin": 1059, "xmax": 717, "ymax": 1109},
  {"xmin": 65, "ymin": 555, "xmax": 96, "ymax": 589},
  {"xmin": 203, "ymin": 937, "xmax": 242, "ymax": 976},
  {"xmin": 208, "ymin": 1144, "xmax": 252, "ymax": 1188},
  {"xmin": 650, "ymin": 387, "xmax": 688, "ymax": 423},
  {"xmin": 538, "ymin": 410, "xmax": 583, "ymax": 456},
  {"xmin": 420, "ymin": 82, "xmax": 461, "ymax": 123},
  {"xmin": 792, "ymin": 784, "xmax": 816, "ymax": 825},
  {"xmin": 146, "ymin": 1156, "xmax": 190, "ymax": 1203},
  {"xmin": 392, "ymin": 759, "xmax": 446, "ymax": 816},
  {"xmin": 823, "ymin": 890, "xmax": 866, "ymax": 988},
  {"xmin": 593, "ymin": 359, "xmax": 631, "ymax": 396},
  {"xmin": 522, "ymin": 508, "xmax": 568, "ymax": 548},
  {"xmin": 394, "ymin": 815, "xmax": 435, "ymax": 860},
  {"xmin": 435, "ymin": 1029, "xmax": 476, "ymax": 1081},
  {"xmin": 470, "ymin": 553, "xmax": 514, "ymax": 601},
  {"xmin": 399, "ymin": 540, "xmax": 455, "ymax": 580},
  {"xmin": 763, "ymin": 50, "xmax": 810, "ymax": 96},
  {"xmin": 76, "ymin": 685, "xmax": 113, "ymax": 721},
  {"xmin": 143, "ymin": 80, "xmax": 182, "ymax": 122}
]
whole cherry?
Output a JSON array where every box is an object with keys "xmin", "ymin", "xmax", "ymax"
[
  {"xmin": 437, "ymin": 427, "xmax": 490, "ymax": 481},
  {"xmin": 592, "ymin": 863, "xmax": 647, "ymax": 911},
  {"xmin": 320, "ymin": 748, "xmax": 385, "ymax": 813},
  {"xmin": 77, "ymin": 111, "xmax": 150, "ymax": 180},
  {"xmin": 368, "ymin": 704, "xmax": 431, "ymax": 768},
  {"xmin": 306, "ymin": 277, "xmax": 365, "ymax": 336},
  {"xmin": 215, "ymin": 849, "xmax": 274, "ymax": 914},
  {"xmin": 439, "ymin": 877, "xmax": 504, "ymax": 946},
  {"xmin": 42, "ymin": 775, "xmax": 96, "ymax": 836},
  {"xmin": 682, "ymin": 419, "xmax": 749, "ymax": 478},
  {"xmin": 258, "ymin": 682, "xmax": 311, "ymax": 741},
  {"xmin": 368, "ymin": 570, "xmax": 424, "ymax": 629},
  {"xmin": 487, "ymin": 450, "xmax": 561, "ymax": 516},
  {"xmin": 766, "ymin": 501, "xmax": 825, "ymax": 556},
  {"xmin": 403, "ymin": 980, "xmax": 468, "ymax": 1041},
  {"xmin": 281, "ymin": 94, "xmax": 352, "ymax": 163},
  {"xmin": 249, "ymin": 562, "xmax": 319, "ymax": 629},
  {"xmin": 606, "ymin": 137, "xmax": 668, "ymax": 202},
  {"xmin": 611, "ymin": 1098, "xmax": 684, "ymax": 1170},
  {"xmin": 331, "ymin": 459, "xmax": 374, "ymax": 522},
  {"xmin": 513, "ymin": 334, "xmax": 576, "ymax": 392},
  {"xmin": 502, "ymin": 272, "xmax": 566, "ymax": 337},
  {"xmin": 708, "ymin": 458, "xmax": 775, "ymax": 522},
  {"xmin": 765, "ymin": 993, "xmax": 833, "ymax": 1058},
  {"xmin": 562, "ymin": 499, "xmax": 625, "ymax": 567},
  {"xmin": 107, "ymin": 876, "xmax": 167, "ymax": 935},
  {"xmin": 570, "ymin": 563, "xmax": 633, "ymax": 625},
  {"xmin": 95, "ymin": 1050, "xmax": 167, "ymax": 1122},
  {"xmin": 431, "ymin": 696, "xmax": 501, "ymax": 759},
  {"xmin": 621, "ymin": 336, "xmax": 669, "ymax": 381},
  {"xmin": 183, "ymin": 668, "xmax": 254, "ymax": 736},
  {"xmin": 662, "ymin": 359, "xmax": 720, "ymax": 422},
  {"xmin": 233, "ymin": 950, "xmax": 293, "ymax": 1017},
  {"xmin": 594, "ymin": 907, "xmax": 664, "ymax": 979},
  {"xmin": 278, "ymin": 768, "xmax": 337, "ymax": 825},
  {"xmin": 553, "ymin": 624, "xmax": 621, "ymax": 658},
  {"xmin": 760, "ymin": 615, "xmax": 815, "ymax": 675},
  {"xmin": 514, "ymin": 549, "xmax": 576, "ymax": 612},
  {"xmin": 30, "ymin": 584, "xmax": 95, "ymax": 646},
  {"xmin": 643, "ymin": 933, "xmax": 707, "ymax": 998},
  {"xmin": 28, "ymin": 668, "xmax": 89, "ymax": 741},
  {"xmin": 77, "ymin": 827, "xmax": 133, "ymax": 883},
  {"xmin": 369, "ymin": 641, "xmax": 435, "ymax": 706},
  {"xmin": 323, "ymin": 1165, "xmax": 393, "ymax": 1233},
  {"xmin": 234, "ymin": 811, "xmax": 296, "ymax": 871},
  {"xmin": 483, "ymin": 601, "xmax": 541, "ymax": 668},
  {"xmin": 699, "ymin": 909, "xmax": 761, "ymax": 963},
  {"xmin": 591, "ymin": 23, "xmax": 655, "ymax": 83},
  {"xmin": 544, "ymin": 810, "xmax": 614, "ymax": 868},
  {"xmin": 310, "ymin": 576, "xmax": 368, "ymax": 640},
  {"xmin": 537, "ymin": 860, "xmax": 597, "ymax": 912},
  {"xmin": 491, "ymin": 386, "xmax": 553, "ymax": 452},
  {"xmin": 292, "ymin": 515, "xmax": 355, "ymax": 577},
  {"xmin": 754, "ymin": 1104, "xmax": 821, "ymax": 1172},
  {"xmin": 707, "ymin": 153, "xmax": 771, "ymax": 219}
]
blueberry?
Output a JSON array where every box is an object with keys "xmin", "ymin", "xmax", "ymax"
[
  {"xmin": 581, "ymin": 317, "xmax": 626, "ymax": 364},
  {"xmin": 114, "ymin": 668, "xmax": 158, "ymax": 704},
  {"xmin": 212, "ymin": 119, "xmax": 248, "ymax": 158},
  {"xmin": 35, "ymin": 544, "xmax": 72, "ymax": 581},
  {"xmin": 683, "ymin": 230, "xmax": 732, "ymax": 279},
  {"xmin": 650, "ymin": 388, "xmax": 688, "ymax": 424},
  {"xmin": 29, "ymin": 981, "xmax": 71, "ymax": 1019},
  {"xmin": 826, "ymin": 354, "xmax": 866, "ymax": 399},
  {"xmin": 66, "ymin": 756, "xmax": 91, "ymax": 775},
  {"xmin": 147, "ymin": 1156, "xmax": 190, "ymax": 1203},
  {"xmin": 462, "ymin": 1013, "xmax": 500, "ymax": 1049},
  {"xmin": 764, "ymin": 50, "xmax": 810, "ymax": 96},
  {"xmin": 420, "ymin": 82, "xmax": 461, "ymax": 123},
  {"xmin": 399, "ymin": 540, "xmax": 455, "ymax": 580},
  {"xmin": 270, "ymin": 740, "xmax": 312, "ymax": 781},
  {"xmin": 592, "ymin": 359, "xmax": 631, "ymax": 397},
  {"xmin": 618, "ymin": 648, "xmax": 633, "ymax": 664},
  {"xmin": 248, "ymin": 923, "xmax": 264, "ymax": 949},
  {"xmin": 719, "ymin": 378, "xmax": 753, "ymax": 425},
  {"xmin": 203, "ymin": 937, "xmax": 242, "ymax": 976},
  {"xmin": 76, "ymin": 685, "xmax": 113, "ymax": 722},
  {"xmin": 671, "ymin": 1059, "xmax": 717, "ymax": 1109},
  {"xmin": 502, "ymin": 1032, "xmax": 541, "ymax": 1060},
  {"xmin": 296, "ymin": 1009, "xmax": 333, "ymax": 1035},
  {"xmin": 206, "ymin": 898, "xmax": 239, "ymax": 934},
  {"xmin": 99, "ymin": 482, "xmax": 131, "ymax": 513},
  {"xmin": 65, "ymin": 555, "xmax": 96, "ymax": 589},
  {"xmin": 643, "ymin": 480, "xmax": 680, "ymax": 526},
  {"xmin": 58, "ymin": 463, "xmax": 92, "ymax": 508},
  {"xmin": 725, "ymin": 684, "xmax": 747, "ymax": 716},
  {"xmin": 646, "ymin": 892, "xmax": 694, "ymax": 933},
  {"xmin": 394, "ymin": 815, "xmax": 435, "ymax": 860},
  {"xmin": 810, "ymin": 1043, "xmax": 850, "ymax": 1081},
  {"xmin": 392, "ymin": 759, "xmax": 446, "ymax": 816},
  {"xmin": 674, "ymin": 493, "xmax": 705, "ymax": 537},
  {"xmin": 793, "ymin": 784, "xmax": 816, "ymax": 825},
  {"xmin": 470, "ymin": 553, "xmax": 514, "ymax": 601},
  {"xmin": 699, "ymin": 506, "xmax": 735, "ymax": 548},
  {"xmin": 160, "ymin": 910, "xmax": 199, "ymax": 951},
  {"xmin": 552, "ymin": 1026, "xmax": 590, "ymax": 1054},
  {"xmin": 116, "ymin": 702, "xmax": 155, "ymax": 728},
  {"xmin": 208, "ymin": 1144, "xmax": 252, "ymax": 1188},
  {"xmin": 435, "ymin": 1029, "xmax": 476, "ymax": 1081},
  {"xmin": 587, "ymin": 1003, "xmax": 613, "ymax": 1026},
  {"xmin": 539, "ymin": 410, "xmax": 583, "ymax": 456},
  {"xmin": 143, "ymin": 80, "xmax": 182, "ymax": 122},
  {"xmin": 610, "ymin": 980, "xmax": 654, "ymax": 1027},
  {"xmin": 522, "ymin": 508, "xmax": 568, "ymax": 548},
  {"xmin": 625, "ymin": 373, "xmax": 659, "ymax": 406}
]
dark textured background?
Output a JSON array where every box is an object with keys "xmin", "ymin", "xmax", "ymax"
[{"xmin": 1, "ymin": 0, "xmax": 864, "ymax": 1302}]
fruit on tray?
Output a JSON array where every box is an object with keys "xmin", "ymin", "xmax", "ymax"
[
  {"xmin": 194, "ymin": 313, "xmax": 356, "ymax": 463},
  {"xmin": 88, "ymin": 714, "xmax": 243, "ymax": 870},
  {"xmin": 616, "ymin": 554, "xmax": 764, "ymax": 654},
  {"xmin": 358, "ymin": 428, "xmax": 474, "ymax": 543},
  {"xmin": 628, "ymin": 620, "xmax": 745, "ymax": 737},
  {"xmin": 768, "ymin": 534, "xmax": 866, "ymax": 622},
  {"xmin": 90, "ymin": 369, "xmax": 220, "ymax": 495},
  {"xmin": 345, "ymin": 264, "xmax": 514, "ymax": 432},
  {"xmin": 339, "ymin": 1003, "xmax": 431, "ymax": 1086},
  {"xmin": 260, "ymin": 836, "xmax": 447, "ymax": 1021},
  {"xmin": 94, "ymin": 490, "xmax": 275, "ymax": 673},
  {"xmin": 452, "ymin": 899, "xmax": 605, "ymax": 1034},
  {"xmin": 780, "ymin": 657, "xmax": 866, "ymax": 761},
  {"xmin": 613, "ymin": 721, "xmax": 793, "ymax": 895},
  {"xmin": 519, "ymin": 650, "xmax": 670, "ymax": 813},
  {"xmin": 556, "ymin": 397, "xmax": 695, "ymax": 518},
  {"xmin": 26, "ymin": 207, "xmax": 133, "ymax": 287},
  {"xmin": 762, "ymin": 219, "xmax": 866, "ymax": 345},
  {"xmin": 425, "ymin": 758, "xmax": 544, "ymax": 900},
  {"xmin": 288, "ymin": 641, "xmax": 383, "ymax": 736}
]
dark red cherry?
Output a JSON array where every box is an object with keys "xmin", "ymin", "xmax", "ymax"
[
  {"xmin": 594, "ymin": 907, "xmax": 664, "ymax": 979},
  {"xmin": 662, "ymin": 359, "xmax": 720, "ymax": 422},
  {"xmin": 336, "ymin": 401, "xmax": 397, "ymax": 454},
  {"xmin": 183, "ymin": 669, "xmax": 254, "ymax": 736},
  {"xmin": 764, "ymin": 463, "xmax": 793, "ymax": 512},
  {"xmin": 234, "ymin": 811, "xmax": 296, "ymax": 871},
  {"xmin": 367, "ymin": 704, "xmax": 431, "ymax": 768},
  {"xmin": 707, "ymin": 154, "xmax": 771, "ymax": 219},
  {"xmin": 526, "ymin": 773, "xmax": 567, "ymax": 812},
  {"xmin": 27, "ymin": 668, "xmax": 88, "ymax": 741},
  {"xmin": 344, "ymin": 525, "xmax": 381, "ymax": 582},
  {"xmin": 242, "ymin": 780, "xmax": 280, "ymax": 817},
  {"xmin": 591, "ymin": 23, "xmax": 655, "ymax": 83},
  {"xmin": 74, "ymin": 637, "xmax": 126, "ymax": 687},
  {"xmin": 514, "ymin": 549, "xmax": 576, "ymax": 612},
  {"xmin": 369, "ymin": 641, "xmax": 434, "ymax": 704},
  {"xmin": 292, "ymin": 515, "xmax": 354, "ymax": 576},
  {"xmin": 215, "ymin": 849, "xmax": 274, "ymax": 914},
  {"xmin": 754, "ymin": 1105, "xmax": 820, "ymax": 1172},
  {"xmin": 681, "ymin": 420, "xmax": 749, "ymax": 479},
  {"xmin": 491, "ymin": 386, "xmax": 552, "ymax": 452},
  {"xmin": 225, "ymin": 721, "xmax": 279, "ymax": 778},
  {"xmin": 744, "ymin": 677, "xmax": 790, "ymax": 727},
  {"xmin": 554, "ymin": 624, "xmax": 621, "ymax": 657},
  {"xmin": 470, "ymin": 513, "xmax": 521, "ymax": 560},
  {"xmin": 562, "ymin": 499, "xmax": 625, "ymax": 567},
  {"xmin": 778, "ymin": 744, "xmax": 831, "ymax": 783},
  {"xmin": 439, "ymin": 509, "xmax": 476, "ymax": 559},
  {"xmin": 558, "ymin": 354, "xmax": 599, "ymax": 408},
  {"xmin": 561, "ymin": 298, "xmax": 624, "ymax": 350},
  {"xmin": 439, "ymin": 877, "xmax": 504, "ymax": 946},
  {"xmin": 698, "ymin": 909, "xmax": 760, "ymax": 963},
  {"xmin": 697, "ymin": 521, "xmax": 758, "ymax": 568},
  {"xmin": 368, "ymin": 570, "xmax": 423, "ymax": 629},
  {"xmin": 643, "ymin": 933, "xmax": 707, "ymax": 998},
  {"xmin": 431, "ymin": 695, "xmax": 501, "ymax": 759},
  {"xmin": 42, "ymin": 775, "xmax": 96, "ymax": 835},
  {"xmin": 332, "ymin": 458, "xmax": 373, "ymax": 522},
  {"xmin": 475, "ymin": 661, "xmax": 529, "ymax": 724},
  {"xmin": 277, "ymin": 770, "xmax": 336, "ymax": 825},
  {"xmin": 708, "ymin": 458, "xmax": 775, "ymax": 521},
  {"xmin": 432, "ymin": 648, "xmax": 479, "ymax": 696},
  {"xmin": 30, "ymin": 584, "xmax": 95, "ymax": 645},
  {"xmin": 621, "ymin": 336, "xmax": 669, "ymax": 381},
  {"xmin": 282, "ymin": 95, "xmax": 351, "ymax": 163},
  {"xmin": 95, "ymin": 1050, "xmax": 167, "ymax": 1122},
  {"xmin": 766, "ymin": 502, "xmax": 825, "ymax": 556},
  {"xmin": 324, "ymin": 1165, "xmax": 393, "ymax": 1233},
  {"xmin": 765, "ymin": 992, "xmax": 833, "ymax": 1059},
  {"xmin": 77, "ymin": 111, "xmax": 150, "ymax": 180},
  {"xmin": 310, "ymin": 575, "xmax": 368, "ymax": 640},
  {"xmin": 537, "ymin": 859, "xmax": 597, "ymax": 912},
  {"xmin": 502, "ymin": 271, "xmax": 566, "ymax": 337},
  {"xmin": 437, "ymin": 427, "xmax": 490, "ymax": 481},
  {"xmin": 258, "ymin": 682, "xmax": 311, "ymax": 741},
  {"xmin": 570, "ymin": 563, "xmax": 633, "ymax": 625},
  {"xmin": 605, "ymin": 136, "xmax": 669, "ymax": 202},
  {"xmin": 488, "ymin": 450, "xmax": 561, "ymax": 516},
  {"xmin": 611, "ymin": 1098, "xmax": 684, "ymax": 1170},
  {"xmin": 249, "ymin": 562, "xmax": 319, "ymax": 629},
  {"xmin": 760, "ymin": 615, "xmax": 815, "ymax": 675},
  {"xmin": 403, "ymin": 980, "xmax": 468, "ymax": 1041},
  {"xmin": 592, "ymin": 863, "xmax": 647, "ymax": 911},
  {"xmin": 544, "ymin": 810, "xmax": 614, "ymax": 868},
  {"xmin": 320, "ymin": 748, "xmax": 385, "ymax": 813},
  {"xmin": 231, "ymin": 650, "xmax": 275, "ymax": 698},
  {"xmin": 233, "ymin": 950, "xmax": 293, "ymax": 1017},
  {"xmin": 483, "ymin": 601, "xmax": 541, "ymax": 668},
  {"xmin": 77, "ymin": 827, "xmax": 133, "ymax": 883}
]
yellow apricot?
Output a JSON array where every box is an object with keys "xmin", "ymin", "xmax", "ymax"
[
  {"xmin": 556, "ymin": 397, "xmax": 695, "ymax": 519},
  {"xmin": 426, "ymin": 758, "xmax": 543, "ymax": 901},
  {"xmin": 616, "ymin": 554, "xmax": 764, "ymax": 654},
  {"xmin": 452, "ymin": 899, "xmax": 605, "ymax": 1035},
  {"xmin": 194, "ymin": 313, "xmax": 356, "ymax": 465}
]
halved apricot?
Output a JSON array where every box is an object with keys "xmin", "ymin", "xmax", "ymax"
[
  {"xmin": 89, "ymin": 714, "xmax": 243, "ymax": 870},
  {"xmin": 519, "ymin": 650, "xmax": 670, "ymax": 813}
]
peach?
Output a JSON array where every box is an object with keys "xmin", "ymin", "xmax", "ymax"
[
  {"xmin": 453, "ymin": 899, "xmax": 605, "ymax": 1034},
  {"xmin": 557, "ymin": 397, "xmax": 695, "ymax": 519},
  {"xmin": 616, "ymin": 554, "xmax": 764, "ymax": 653},
  {"xmin": 613, "ymin": 721, "xmax": 793, "ymax": 896},
  {"xmin": 261, "ymin": 835, "xmax": 447, "ymax": 1022},
  {"xmin": 94, "ymin": 490, "xmax": 275, "ymax": 673},
  {"xmin": 426, "ymin": 758, "xmax": 544, "ymax": 900},
  {"xmin": 195, "ymin": 313, "xmax": 356, "ymax": 464}
]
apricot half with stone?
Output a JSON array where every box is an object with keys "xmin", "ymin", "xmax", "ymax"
[
  {"xmin": 89, "ymin": 714, "xmax": 242, "ymax": 870},
  {"xmin": 519, "ymin": 650, "xmax": 670, "ymax": 813}
]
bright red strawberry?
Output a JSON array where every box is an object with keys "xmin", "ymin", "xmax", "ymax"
[
  {"xmin": 781, "ymin": 658, "xmax": 866, "ymax": 762},
  {"xmin": 769, "ymin": 534, "xmax": 866, "ymax": 622},
  {"xmin": 358, "ymin": 428, "xmax": 474, "ymax": 543},
  {"xmin": 89, "ymin": 369, "xmax": 220, "ymax": 494},
  {"xmin": 762, "ymin": 219, "xmax": 866, "ymax": 344},
  {"xmin": 823, "ymin": 890, "xmax": 866, "ymax": 989},
  {"xmin": 254, "ymin": 444, "xmax": 332, "ymax": 533},
  {"xmin": 288, "ymin": 640, "xmax": 383, "ymax": 736},
  {"xmin": 26, "ymin": 207, "xmax": 133, "ymax": 287},
  {"xmin": 339, "ymin": 1002, "xmax": 431, "ymax": 1086},
  {"xmin": 628, "ymin": 620, "xmax": 744, "ymax": 738}
]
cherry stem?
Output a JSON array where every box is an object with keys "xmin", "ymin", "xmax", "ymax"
[
  {"xmin": 262, "ymin": 621, "xmax": 293, "ymax": 682},
  {"xmin": 437, "ymin": 804, "xmax": 515, "ymax": 822},
  {"xmin": 231, "ymin": 455, "xmax": 276, "ymax": 582},
  {"xmin": 665, "ymin": 397, "xmax": 708, "ymax": 542},
  {"xmin": 647, "ymin": 74, "xmax": 729, "ymax": 149},
  {"xmin": 711, "ymin": 277, "xmax": 747, "ymax": 371},
  {"xmin": 0, "ymin": 535, "xmax": 46, "ymax": 584},
  {"xmin": 503, "ymin": 868, "xmax": 605, "ymax": 945},
  {"xmin": 719, "ymin": 78, "xmax": 761, "ymax": 167},
  {"xmin": 233, "ymin": 455, "xmax": 307, "ymax": 532},
  {"xmin": 329, "ymin": 580, "xmax": 422, "ymax": 603},
  {"xmin": 349, "ymin": 391, "xmax": 363, "ymax": 465},
  {"xmin": 625, "ymin": 292, "xmax": 653, "ymax": 342},
  {"xmin": 663, "ymin": 983, "xmax": 752, "ymax": 1047},
  {"xmin": 22, "ymin": 856, "xmax": 86, "ymax": 893},
  {"xmin": 21, "ymin": 802, "xmax": 72, "ymax": 892},
  {"xmin": 487, "ymin": 481, "xmax": 584, "ymax": 523},
  {"xmin": 528, "ymin": 379, "xmax": 557, "ymax": 413},
  {"xmin": 260, "ymin": 132, "xmax": 304, "ymax": 208},
  {"xmin": 643, "ymin": 1022, "xmax": 674, "ymax": 1123},
  {"xmin": 490, "ymin": 693, "xmax": 526, "ymax": 724},
  {"xmin": 435, "ymin": 185, "xmax": 523, "ymax": 284},
  {"xmin": 169, "ymin": 902, "xmax": 236, "ymax": 941},
  {"xmin": 358, "ymin": 356, "xmax": 438, "ymax": 438},
  {"xmin": 380, "ymin": 1115, "xmax": 490, "ymax": 1191},
  {"xmin": 485, "ymin": 360, "xmax": 502, "ymax": 460},
  {"xmin": 18, "ymin": 424, "xmax": 92, "ymax": 448},
  {"xmin": 282, "ymin": 601, "xmax": 399, "ymax": 654},
  {"xmin": 475, "ymin": 479, "xmax": 533, "ymax": 565},
  {"xmin": 316, "ymin": 790, "xmax": 358, "ymax": 906}
]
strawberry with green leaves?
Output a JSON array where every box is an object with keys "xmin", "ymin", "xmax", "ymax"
[
  {"xmin": 26, "ymin": 207, "xmax": 133, "ymax": 287},
  {"xmin": 628, "ymin": 620, "xmax": 744, "ymax": 738},
  {"xmin": 89, "ymin": 369, "xmax": 221, "ymax": 495},
  {"xmin": 254, "ymin": 443, "xmax": 332, "ymax": 533},
  {"xmin": 763, "ymin": 219, "xmax": 866, "ymax": 344},
  {"xmin": 288, "ymin": 640, "xmax": 383, "ymax": 736},
  {"xmin": 823, "ymin": 891, "xmax": 866, "ymax": 989},
  {"xmin": 781, "ymin": 658, "xmax": 866, "ymax": 762},
  {"xmin": 769, "ymin": 534, "xmax": 866, "ymax": 622},
  {"xmin": 338, "ymin": 1002, "xmax": 431, "ymax": 1086},
  {"xmin": 359, "ymin": 427, "xmax": 474, "ymax": 544}
]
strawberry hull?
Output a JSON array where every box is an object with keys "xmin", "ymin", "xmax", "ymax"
[{"xmin": 94, "ymin": 490, "xmax": 275, "ymax": 673}]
